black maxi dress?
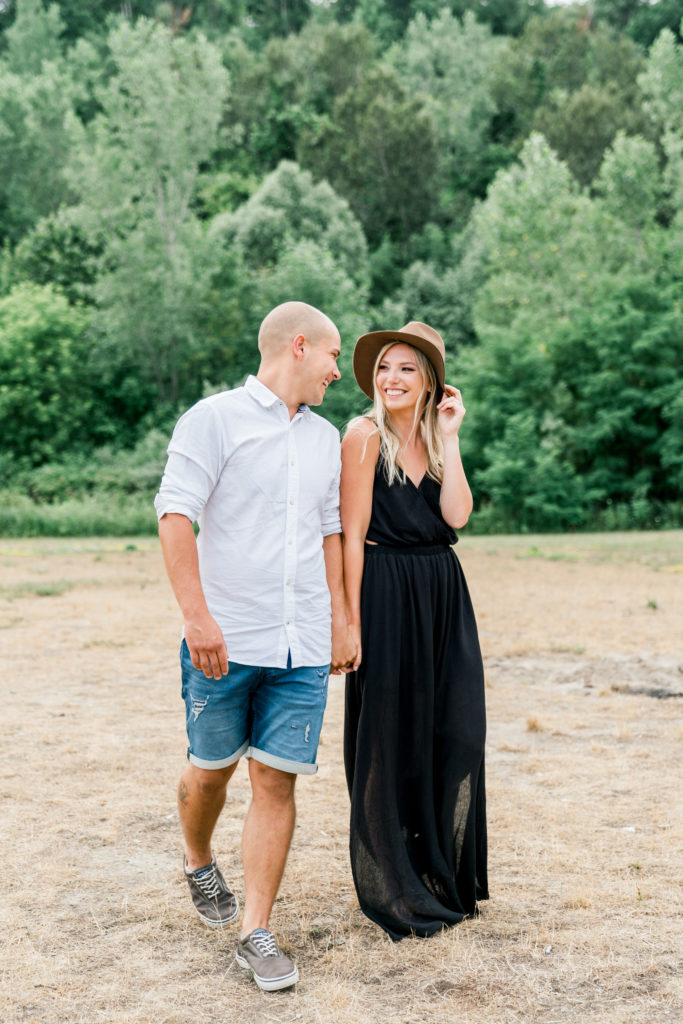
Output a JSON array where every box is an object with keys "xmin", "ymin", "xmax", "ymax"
[{"xmin": 344, "ymin": 457, "xmax": 488, "ymax": 940}]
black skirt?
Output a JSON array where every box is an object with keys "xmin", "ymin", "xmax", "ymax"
[{"xmin": 344, "ymin": 466, "xmax": 488, "ymax": 940}]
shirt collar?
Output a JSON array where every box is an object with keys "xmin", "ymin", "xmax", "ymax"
[{"xmin": 245, "ymin": 375, "xmax": 311, "ymax": 417}]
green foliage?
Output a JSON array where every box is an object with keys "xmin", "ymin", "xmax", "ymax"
[
  {"xmin": 594, "ymin": 0, "xmax": 683, "ymax": 47},
  {"xmin": 490, "ymin": 10, "xmax": 650, "ymax": 185},
  {"xmin": 638, "ymin": 26, "xmax": 683, "ymax": 219},
  {"xmin": 68, "ymin": 18, "xmax": 230, "ymax": 406},
  {"xmin": 211, "ymin": 160, "xmax": 369, "ymax": 287},
  {"xmin": 12, "ymin": 207, "xmax": 102, "ymax": 304},
  {"xmin": 1, "ymin": 2, "xmax": 682, "ymax": 535},
  {"xmin": 0, "ymin": 283, "xmax": 92, "ymax": 465},
  {"xmin": 222, "ymin": 19, "xmax": 377, "ymax": 176},
  {"xmin": 0, "ymin": 492, "xmax": 157, "ymax": 537},
  {"xmin": 187, "ymin": 0, "xmax": 247, "ymax": 38},
  {"xmin": 3, "ymin": 0, "xmax": 65, "ymax": 73},
  {"xmin": 473, "ymin": 411, "xmax": 587, "ymax": 532},
  {"xmin": 246, "ymin": 0, "xmax": 312, "ymax": 40},
  {"xmin": 594, "ymin": 132, "xmax": 661, "ymax": 227},
  {"xmin": 451, "ymin": 0, "xmax": 545, "ymax": 38},
  {"xmin": 38, "ymin": 1, "xmax": 157, "ymax": 45},
  {"xmin": 208, "ymin": 161, "xmax": 371, "ymax": 424},
  {"xmin": 390, "ymin": 11, "xmax": 508, "ymax": 215},
  {"xmin": 0, "ymin": 58, "xmax": 79, "ymax": 244},
  {"xmin": 626, "ymin": 1, "xmax": 683, "ymax": 48},
  {"xmin": 0, "ymin": 424, "xmax": 169, "ymax": 538},
  {"xmin": 460, "ymin": 131, "xmax": 682, "ymax": 531},
  {"xmin": 298, "ymin": 64, "xmax": 439, "ymax": 246},
  {"xmin": 16, "ymin": 427, "xmax": 171, "ymax": 502}
]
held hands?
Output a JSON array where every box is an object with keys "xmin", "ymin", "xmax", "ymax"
[
  {"xmin": 437, "ymin": 385, "xmax": 466, "ymax": 439},
  {"xmin": 331, "ymin": 620, "xmax": 361, "ymax": 674},
  {"xmin": 185, "ymin": 613, "xmax": 229, "ymax": 679},
  {"xmin": 348, "ymin": 622, "xmax": 362, "ymax": 672}
]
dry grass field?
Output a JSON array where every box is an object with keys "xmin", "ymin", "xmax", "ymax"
[{"xmin": 1, "ymin": 531, "xmax": 682, "ymax": 1024}]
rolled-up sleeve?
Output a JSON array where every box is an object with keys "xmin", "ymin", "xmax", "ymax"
[
  {"xmin": 154, "ymin": 401, "xmax": 227, "ymax": 523},
  {"xmin": 321, "ymin": 442, "xmax": 341, "ymax": 537}
]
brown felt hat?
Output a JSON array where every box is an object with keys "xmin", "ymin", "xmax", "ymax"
[{"xmin": 353, "ymin": 321, "xmax": 446, "ymax": 400}]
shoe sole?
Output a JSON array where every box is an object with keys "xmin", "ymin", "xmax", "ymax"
[
  {"xmin": 195, "ymin": 897, "xmax": 239, "ymax": 928},
  {"xmin": 235, "ymin": 953, "xmax": 299, "ymax": 991}
]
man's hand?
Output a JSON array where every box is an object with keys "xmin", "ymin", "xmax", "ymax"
[
  {"xmin": 158, "ymin": 514, "xmax": 228, "ymax": 680},
  {"xmin": 330, "ymin": 619, "xmax": 359, "ymax": 674},
  {"xmin": 185, "ymin": 613, "xmax": 229, "ymax": 679}
]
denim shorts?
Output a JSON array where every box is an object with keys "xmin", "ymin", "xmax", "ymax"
[{"xmin": 180, "ymin": 640, "xmax": 330, "ymax": 775}]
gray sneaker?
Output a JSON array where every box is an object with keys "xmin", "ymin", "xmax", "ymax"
[
  {"xmin": 184, "ymin": 856, "xmax": 238, "ymax": 928},
  {"xmin": 235, "ymin": 929, "xmax": 299, "ymax": 991}
]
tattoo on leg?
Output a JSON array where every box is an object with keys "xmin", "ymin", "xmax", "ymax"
[{"xmin": 178, "ymin": 780, "xmax": 189, "ymax": 806}]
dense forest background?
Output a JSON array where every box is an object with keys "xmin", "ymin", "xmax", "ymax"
[{"xmin": 0, "ymin": 0, "xmax": 681, "ymax": 535}]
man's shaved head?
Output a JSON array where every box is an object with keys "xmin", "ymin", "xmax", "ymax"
[{"xmin": 258, "ymin": 301, "xmax": 339, "ymax": 356}]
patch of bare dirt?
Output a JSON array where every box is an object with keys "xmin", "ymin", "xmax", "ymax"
[{"xmin": 1, "ymin": 533, "xmax": 681, "ymax": 1024}]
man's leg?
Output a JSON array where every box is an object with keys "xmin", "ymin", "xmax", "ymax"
[
  {"xmin": 234, "ymin": 662, "xmax": 327, "ymax": 989},
  {"xmin": 178, "ymin": 762, "xmax": 238, "ymax": 871},
  {"xmin": 240, "ymin": 759, "xmax": 297, "ymax": 936},
  {"xmin": 179, "ymin": 761, "xmax": 241, "ymax": 928}
]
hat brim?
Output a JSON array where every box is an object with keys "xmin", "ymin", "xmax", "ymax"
[{"xmin": 353, "ymin": 329, "xmax": 445, "ymax": 401}]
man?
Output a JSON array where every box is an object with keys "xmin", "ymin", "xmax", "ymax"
[{"xmin": 154, "ymin": 301, "xmax": 356, "ymax": 991}]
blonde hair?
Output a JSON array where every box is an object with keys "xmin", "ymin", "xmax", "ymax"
[{"xmin": 369, "ymin": 343, "xmax": 444, "ymax": 486}]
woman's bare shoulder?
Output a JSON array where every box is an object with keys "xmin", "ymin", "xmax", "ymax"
[
  {"xmin": 342, "ymin": 416, "xmax": 380, "ymax": 464},
  {"xmin": 344, "ymin": 415, "xmax": 376, "ymax": 440}
]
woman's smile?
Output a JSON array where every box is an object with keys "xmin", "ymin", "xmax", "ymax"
[{"xmin": 376, "ymin": 343, "xmax": 423, "ymax": 409}]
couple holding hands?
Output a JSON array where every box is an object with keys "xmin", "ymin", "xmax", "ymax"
[{"xmin": 154, "ymin": 300, "xmax": 488, "ymax": 992}]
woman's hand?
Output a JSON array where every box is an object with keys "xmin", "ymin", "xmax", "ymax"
[
  {"xmin": 437, "ymin": 385, "xmax": 466, "ymax": 440},
  {"xmin": 349, "ymin": 622, "xmax": 362, "ymax": 671}
]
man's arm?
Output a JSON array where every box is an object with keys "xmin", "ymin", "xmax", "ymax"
[
  {"xmin": 158, "ymin": 512, "xmax": 228, "ymax": 679},
  {"xmin": 322, "ymin": 532, "xmax": 357, "ymax": 673}
]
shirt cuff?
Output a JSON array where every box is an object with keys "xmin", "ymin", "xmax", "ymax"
[{"xmin": 153, "ymin": 489, "xmax": 203, "ymax": 523}]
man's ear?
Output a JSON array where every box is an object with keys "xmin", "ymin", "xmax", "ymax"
[{"xmin": 292, "ymin": 333, "xmax": 306, "ymax": 361}]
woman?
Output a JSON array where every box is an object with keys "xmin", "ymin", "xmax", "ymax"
[{"xmin": 341, "ymin": 321, "xmax": 488, "ymax": 940}]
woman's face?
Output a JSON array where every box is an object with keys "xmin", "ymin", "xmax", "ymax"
[{"xmin": 375, "ymin": 343, "xmax": 425, "ymax": 413}]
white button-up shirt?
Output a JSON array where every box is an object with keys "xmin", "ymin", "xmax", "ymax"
[{"xmin": 154, "ymin": 376, "xmax": 341, "ymax": 667}]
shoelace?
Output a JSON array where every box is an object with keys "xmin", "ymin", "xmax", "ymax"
[
  {"xmin": 192, "ymin": 864, "xmax": 222, "ymax": 901},
  {"xmin": 250, "ymin": 929, "xmax": 279, "ymax": 958}
]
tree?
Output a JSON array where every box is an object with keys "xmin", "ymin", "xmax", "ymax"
[
  {"xmin": 220, "ymin": 18, "xmax": 376, "ymax": 177},
  {"xmin": 593, "ymin": 0, "xmax": 683, "ymax": 46},
  {"xmin": 534, "ymin": 82, "xmax": 651, "ymax": 185},
  {"xmin": 211, "ymin": 160, "xmax": 369, "ymax": 288},
  {"xmin": 68, "ymin": 19, "xmax": 230, "ymax": 408},
  {"xmin": 298, "ymin": 65, "xmax": 439, "ymax": 247},
  {"xmin": 208, "ymin": 161, "xmax": 371, "ymax": 425},
  {"xmin": 0, "ymin": 283, "xmax": 93, "ymax": 465},
  {"xmin": 12, "ymin": 207, "xmax": 103, "ymax": 304},
  {"xmin": 638, "ymin": 26, "xmax": 683, "ymax": 219},
  {"xmin": 593, "ymin": 0, "xmax": 643, "ymax": 32},
  {"xmin": 245, "ymin": 0, "xmax": 311, "ymax": 39},
  {"xmin": 0, "ymin": 0, "xmax": 87, "ymax": 244},
  {"xmin": 3, "ymin": 0, "xmax": 65, "ymax": 73},
  {"xmin": 626, "ymin": 0, "xmax": 683, "ymax": 47},
  {"xmin": 450, "ymin": 0, "xmax": 545, "ymax": 37},
  {"xmin": 594, "ymin": 131, "xmax": 661, "ymax": 228},
  {"xmin": 489, "ymin": 10, "xmax": 650, "ymax": 185},
  {"xmin": 459, "ymin": 132, "xmax": 681, "ymax": 528},
  {"xmin": 390, "ymin": 10, "xmax": 508, "ymax": 213}
]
